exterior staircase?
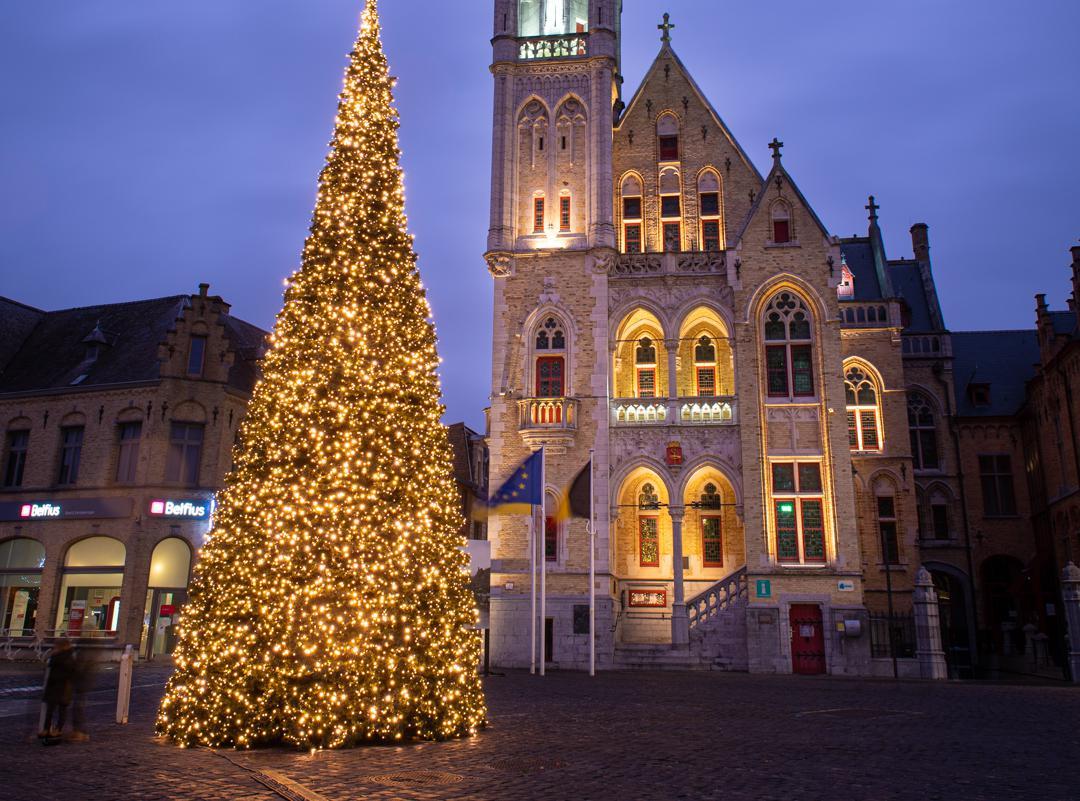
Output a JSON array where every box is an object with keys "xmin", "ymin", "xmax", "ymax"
[{"xmin": 613, "ymin": 567, "xmax": 749, "ymax": 671}]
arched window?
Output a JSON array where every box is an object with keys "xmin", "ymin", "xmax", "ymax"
[
  {"xmin": 657, "ymin": 112, "xmax": 679, "ymax": 161},
  {"xmin": 698, "ymin": 170, "xmax": 723, "ymax": 251},
  {"xmin": 638, "ymin": 483, "xmax": 660, "ymax": 567},
  {"xmin": 659, "ymin": 168, "xmax": 681, "ymax": 252},
  {"xmin": 763, "ymin": 292, "xmax": 814, "ymax": 399},
  {"xmin": 635, "ymin": 336, "xmax": 658, "ymax": 398},
  {"xmin": 0, "ymin": 538, "xmax": 44, "ymax": 636},
  {"xmin": 699, "ymin": 483, "xmax": 723, "ymax": 567},
  {"xmin": 771, "ymin": 201, "xmax": 792, "ymax": 244},
  {"xmin": 908, "ymin": 392, "xmax": 939, "ymax": 470},
  {"xmin": 535, "ymin": 317, "xmax": 567, "ymax": 398},
  {"xmin": 694, "ymin": 335, "xmax": 717, "ymax": 397},
  {"xmin": 142, "ymin": 537, "xmax": 192, "ymax": 659},
  {"xmin": 621, "ymin": 174, "xmax": 643, "ymax": 253},
  {"xmin": 845, "ymin": 364, "xmax": 882, "ymax": 451},
  {"xmin": 544, "ymin": 492, "xmax": 559, "ymax": 564},
  {"xmin": 56, "ymin": 536, "xmax": 126, "ymax": 637}
]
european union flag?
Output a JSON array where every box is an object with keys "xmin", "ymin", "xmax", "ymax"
[{"xmin": 486, "ymin": 449, "xmax": 544, "ymax": 516}]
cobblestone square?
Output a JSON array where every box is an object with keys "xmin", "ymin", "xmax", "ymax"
[{"xmin": 1, "ymin": 664, "xmax": 1076, "ymax": 801}]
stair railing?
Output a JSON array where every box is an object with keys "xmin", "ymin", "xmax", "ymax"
[{"xmin": 685, "ymin": 567, "xmax": 748, "ymax": 630}]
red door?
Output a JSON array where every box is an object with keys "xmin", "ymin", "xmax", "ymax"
[{"xmin": 790, "ymin": 604, "xmax": 826, "ymax": 675}]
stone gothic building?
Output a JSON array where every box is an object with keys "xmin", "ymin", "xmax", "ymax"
[{"xmin": 482, "ymin": 1, "xmax": 1073, "ymax": 677}]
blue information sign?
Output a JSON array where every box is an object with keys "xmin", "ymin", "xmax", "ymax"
[{"xmin": 755, "ymin": 579, "xmax": 772, "ymax": 598}]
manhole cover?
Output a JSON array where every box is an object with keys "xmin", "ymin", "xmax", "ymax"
[{"xmin": 367, "ymin": 771, "xmax": 464, "ymax": 788}]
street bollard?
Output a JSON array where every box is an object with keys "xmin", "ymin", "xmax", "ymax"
[{"xmin": 116, "ymin": 644, "xmax": 134, "ymax": 724}]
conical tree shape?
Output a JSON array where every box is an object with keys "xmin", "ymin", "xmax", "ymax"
[{"xmin": 157, "ymin": 1, "xmax": 485, "ymax": 749}]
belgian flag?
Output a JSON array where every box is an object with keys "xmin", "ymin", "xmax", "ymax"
[{"xmin": 555, "ymin": 460, "xmax": 591, "ymax": 521}]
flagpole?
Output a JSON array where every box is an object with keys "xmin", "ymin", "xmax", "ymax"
[
  {"xmin": 588, "ymin": 448, "xmax": 595, "ymax": 677},
  {"xmin": 539, "ymin": 446, "xmax": 546, "ymax": 677},
  {"xmin": 529, "ymin": 501, "xmax": 536, "ymax": 676}
]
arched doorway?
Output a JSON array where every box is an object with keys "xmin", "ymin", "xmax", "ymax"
[
  {"xmin": 141, "ymin": 538, "xmax": 192, "ymax": 660},
  {"xmin": 928, "ymin": 566, "xmax": 974, "ymax": 678}
]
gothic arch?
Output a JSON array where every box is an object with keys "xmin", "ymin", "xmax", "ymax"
[
  {"xmin": 744, "ymin": 274, "xmax": 829, "ymax": 326},
  {"xmin": 521, "ymin": 306, "xmax": 575, "ymax": 398},
  {"xmin": 515, "ymin": 94, "xmax": 553, "ymax": 121},
  {"xmin": 609, "ymin": 300, "xmax": 671, "ymax": 346},
  {"xmin": 674, "ymin": 457, "xmax": 743, "ymax": 507},
  {"xmin": 610, "ymin": 457, "xmax": 675, "ymax": 510}
]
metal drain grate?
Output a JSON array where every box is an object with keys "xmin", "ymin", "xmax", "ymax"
[{"xmin": 367, "ymin": 771, "xmax": 464, "ymax": 788}]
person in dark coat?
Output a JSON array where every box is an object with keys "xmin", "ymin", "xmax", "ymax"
[{"xmin": 41, "ymin": 639, "xmax": 75, "ymax": 738}]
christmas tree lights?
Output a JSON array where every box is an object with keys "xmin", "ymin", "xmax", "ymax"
[{"xmin": 157, "ymin": 0, "xmax": 485, "ymax": 749}]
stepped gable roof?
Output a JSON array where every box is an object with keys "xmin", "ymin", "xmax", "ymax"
[
  {"xmin": 886, "ymin": 260, "xmax": 936, "ymax": 333},
  {"xmin": 0, "ymin": 294, "xmax": 268, "ymax": 395},
  {"xmin": 0, "ymin": 297, "xmax": 45, "ymax": 374},
  {"xmin": 617, "ymin": 43, "xmax": 762, "ymax": 184},
  {"xmin": 951, "ymin": 330, "xmax": 1039, "ymax": 418},
  {"xmin": 839, "ymin": 238, "xmax": 887, "ymax": 301},
  {"xmin": 221, "ymin": 314, "xmax": 269, "ymax": 393}
]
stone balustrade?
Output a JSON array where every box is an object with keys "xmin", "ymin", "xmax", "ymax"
[
  {"xmin": 686, "ymin": 567, "xmax": 748, "ymax": 629},
  {"xmin": 610, "ymin": 250, "xmax": 726, "ymax": 278},
  {"xmin": 517, "ymin": 397, "xmax": 578, "ymax": 431},
  {"xmin": 518, "ymin": 34, "xmax": 588, "ymax": 60},
  {"xmin": 612, "ymin": 396, "xmax": 737, "ymax": 427}
]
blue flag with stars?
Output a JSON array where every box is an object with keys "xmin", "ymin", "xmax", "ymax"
[{"xmin": 485, "ymin": 449, "xmax": 543, "ymax": 516}]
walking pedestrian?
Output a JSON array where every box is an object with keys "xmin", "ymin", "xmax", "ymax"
[
  {"xmin": 40, "ymin": 639, "xmax": 75, "ymax": 741},
  {"xmin": 69, "ymin": 646, "xmax": 95, "ymax": 741}
]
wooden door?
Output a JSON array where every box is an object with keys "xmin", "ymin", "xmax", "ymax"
[{"xmin": 790, "ymin": 604, "xmax": 826, "ymax": 675}]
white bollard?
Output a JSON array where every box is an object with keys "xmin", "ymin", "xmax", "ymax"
[{"xmin": 116, "ymin": 644, "xmax": 134, "ymax": 724}]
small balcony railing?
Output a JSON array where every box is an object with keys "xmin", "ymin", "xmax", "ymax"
[
  {"xmin": 518, "ymin": 34, "xmax": 588, "ymax": 61},
  {"xmin": 611, "ymin": 397, "xmax": 737, "ymax": 427},
  {"xmin": 518, "ymin": 397, "xmax": 579, "ymax": 431},
  {"xmin": 610, "ymin": 250, "xmax": 726, "ymax": 278}
]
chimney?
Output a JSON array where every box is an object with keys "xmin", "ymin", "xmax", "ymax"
[
  {"xmin": 198, "ymin": 283, "xmax": 210, "ymax": 297},
  {"xmin": 910, "ymin": 223, "xmax": 930, "ymax": 262}
]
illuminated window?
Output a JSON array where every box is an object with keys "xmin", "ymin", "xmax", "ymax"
[
  {"xmin": 771, "ymin": 202, "xmax": 792, "ymax": 244},
  {"xmin": 908, "ymin": 393, "xmax": 939, "ymax": 470},
  {"xmin": 535, "ymin": 317, "xmax": 567, "ymax": 398},
  {"xmin": 115, "ymin": 421, "xmax": 142, "ymax": 484},
  {"xmin": 533, "ymin": 196, "xmax": 545, "ymax": 233},
  {"xmin": 657, "ymin": 112, "xmax": 679, "ymax": 161},
  {"xmin": 659, "ymin": 167, "xmax": 681, "ymax": 252},
  {"xmin": 694, "ymin": 335, "xmax": 717, "ymax": 397},
  {"xmin": 700, "ymin": 483, "xmax": 723, "ymax": 567},
  {"xmin": 635, "ymin": 337, "xmax": 658, "ymax": 398},
  {"xmin": 55, "ymin": 537, "xmax": 125, "ymax": 636},
  {"xmin": 638, "ymin": 483, "xmax": 660, "ymax": 567},
  {"xmin": 621, "ymin": 175, "xmax": 643, "ymax": 253},
  {"xmin": 2, "ymin": 429, "xmax": 29, "ymax": 488},
  {"xmin": 0, "ymin": 538, "xmax": 44, "ymax": 636},
  {"xmin": 625, "ymin": 224, "xmax": 642, "ymax": 254},
  {"xmin": 698, "ymin": 170, "xmax": 723, "ymax": 251},
  {"xmin": 771, "ymin": 462, "xmax": 826, "ymax": 564},
  {"xmin": 57, "ymin": 426, "xmax": 84, "ymax": 485},
  {"xmin": 763, "ymin": 292, "xmax": 814, "ymax": 399},
  {"xmin": 845, "ymin": 365, "xmax": 882, "ymax": 451},
  {"xmin": 559, "ymin": 194, "xmax": 571, "ymax": 232}
]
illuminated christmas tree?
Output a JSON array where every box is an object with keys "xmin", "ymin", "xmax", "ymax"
[{"xmin": 157, "ymin": 0, "xmax": 485, "ymax": 749}]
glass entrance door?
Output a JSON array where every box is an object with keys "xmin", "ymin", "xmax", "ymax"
[{"xmin": 141, "ymin": 589, "xmax": 187, "ymax": 660}]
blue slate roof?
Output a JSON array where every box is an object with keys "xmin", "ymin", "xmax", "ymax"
[
  {"xmin": 951, "ymin": 330, "xmax": 1039, "ymax": 417},
  {"xmin": 839, "ymin": 239, "xmax": 885, "ymax": 301},
  {"xmin": 887, "ymin": 260, "xmax": 936, "ymax": 332}
]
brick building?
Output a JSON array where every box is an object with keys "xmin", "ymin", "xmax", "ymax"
[
  {"xmin": 0, "ymin": 285, "xmax": 266, "ymax": 660},
  {"xmin": 482, "ymin": 1, "xmax": 1074, "ymax": 678}
]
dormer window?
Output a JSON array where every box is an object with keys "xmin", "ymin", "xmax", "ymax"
[
  {"xmin": 969, "ymin": 383, "xmax": 991, "ymax": 407},
  {"xmin": 81, "ymin": 321, "xmax": 109, "ymax": 363}
]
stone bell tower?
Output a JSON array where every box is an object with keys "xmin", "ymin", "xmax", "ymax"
[{"xmin": 484, "ymin": 0, "xmax": 622, "ymax": 669}]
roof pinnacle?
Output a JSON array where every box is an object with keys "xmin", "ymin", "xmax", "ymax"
[{"xmin": 658, "ymin": 12, "xmax": 674, "ymax": 43}]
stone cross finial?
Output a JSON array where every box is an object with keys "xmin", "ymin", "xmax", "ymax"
[
  {"xmin": 658, "ymin": 12, "xmax": 675, "ymax": 43},
  {"xmin": 768, "ymin": 137, "xmax": 783, "ymax": 160},
  {"xmin": 866, "ymin": 195, "xmax": 880, "ymax": 222}
]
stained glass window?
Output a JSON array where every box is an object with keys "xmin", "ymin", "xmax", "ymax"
[
  {"xmin": 702, "ymin": 516, "xmax": 723, "ymax": 566},
  {"xmin": 639, "ymin": 516, "xmax": 659, "ymax": 566},
  {"xmin": 845, "ymin": 365, "xmax": 882, "ymax": 451},
  {"xmin": 763, "ymin": 292, "xmax": 814, "ymax": 399}
]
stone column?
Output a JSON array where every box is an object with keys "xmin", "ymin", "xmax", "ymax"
[
  {"xmin": 1062, "ymin": 562, "xmax": 1080, "ymax": 683},
  {"xmin": 664, "ymin": 338, "xmax": 679, "ymax": 422},
  {"xmin": 669, "ymin": 505, "xmax": 688, "ymax": 647},
  {"xmin": 914, "ymin": 566, "xmax": 948, "ymax": 680}
]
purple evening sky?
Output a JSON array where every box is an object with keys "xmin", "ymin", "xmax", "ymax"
[{"xmin": 1, "ymin": 1, "xmax": 1078, "ymax": 428}]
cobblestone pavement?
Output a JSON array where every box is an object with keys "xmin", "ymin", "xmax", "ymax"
[{"xmin": 1, "ymin": 664, "xmax": 1076, "ymax": 801}]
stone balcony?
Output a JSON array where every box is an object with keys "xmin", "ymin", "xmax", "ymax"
[
  {"xmin": 611, "ymin": 396, "xmax": 737, "ymax": 427},
  {"xmin": 518, "ymin": 34, "xmax": 588, "ymax": 61},
  {"xmin": 609, "ymin": 250, "xmax": 727, "ymax": 279},
  {"xmin": 517, "ymin": 397, "xmax": 579, "ymax": 452}
]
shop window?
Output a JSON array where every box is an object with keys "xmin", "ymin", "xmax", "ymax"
[
  {"xmin": 2, "ymin": 429, "xmax": 29, "ymax": 488},
  {"xmin": 877, "ymin": 495, "xmax": 900, "ymax": 564},
  {"xmin": 771, "ymin": 462, "xmax": 826, "ymax": 564},
  {"xmin": 559, "ymin": 194, "xmax": 571, "ymax": 232},
  {"xmin": 115, "ymin": 421, "xmax": 142, "ymax": 484},
  {"xmin": 533, "ymin": 196, "xmax": 545, "ymax": 233},
  {"xmin": 0, "ymin": 538, "xmax": 44, "ymax": 636},
  {"xmin": 845, "ymin": 365, "xmax": 882, "ymax": 451},
  {"xmin": 56, "ymin": 536, "xmax": 126, "ymax": 637},
  {"xmin": 166, "ymin": 422, "xmax": 204, "ymax": 486},
  {"xmin": 763, "ymin": 292, "xmax": 814, "ymax": 399},
  {"xmin": 187, "ymin": 334, "xmax": 207, "ymax": 377},
  {"xmin": 635, "ymin": 337, "xmax": 658, "ymax": 398},
  {"xmin": 908, "ymin": 393, "xmax": 939, "ymax": 470},
  {"xmin": 141, "ymin": 538, "xmax": 192, "ymax": 659},
  {"xmin": 980, "ymin": 455, "xmax": 1017, "ymax": 516},
  {"xmin": 57, "ymin": 426, "xmax": 84, "ymax": 485}
]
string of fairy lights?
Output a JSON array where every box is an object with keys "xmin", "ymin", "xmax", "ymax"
[{"xmin": 156, "ymin": 0, "xmax": 486, "ymax": 749}]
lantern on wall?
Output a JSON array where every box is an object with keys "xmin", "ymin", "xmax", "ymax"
[{"xmin": 665, "ymin": 441, "xmax": 683, "ymax": 466}]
